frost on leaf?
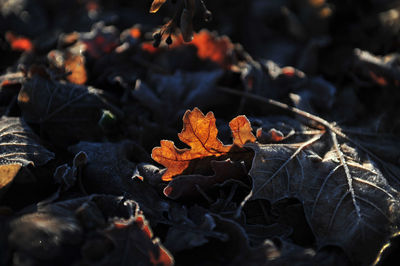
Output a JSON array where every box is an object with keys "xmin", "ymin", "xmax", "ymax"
[
  {"xmin": 243, "ymin": 131, "xmax": 400, "ymax": 265},
  {"xmin": 0, "ymin": 117, "xmax": 54, "ymax": 191},
  {"xmin": 151, "ymin": 108, "xmax": 255, "ymax": 181}
]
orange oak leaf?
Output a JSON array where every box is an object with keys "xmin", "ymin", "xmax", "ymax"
[{"xmin": 151, "ymin": 108, "xmax": 256, "ymax": 181}]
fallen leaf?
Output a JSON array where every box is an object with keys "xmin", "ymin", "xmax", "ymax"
[
  {"xmin": 150, "ymin": 0, "xmax": 167, "ymax": 13},
  {"xmin": 0, "ymin": 117, "xmax": 54, "ymax": 194},
  {"xmin": 68, "ymin": 141, "xmax": 141, "ymax": 195},
  {"xmin": 151, "ymin": 108, "xmax": 255, "ymax": 181},
  {"xmin": 0, "ymin": 164, "xmax": 21, "ymax": 190},
  {"xmin": 243, "ymin": 131, "xmax": 400, "ymax": 265},
  {"xmin": 133, "ymin": 70, "xmax": 225, "ymax": 125},
  {"xmin": 100, "ymin": 206, "xmax": 174, "ymax": 266},
  {"xmin": 164, "ymin": 159, "xmax": 248, "ymax": 199},
  {"xmin": 68, "ymin": 141, "xmax": 170, "ymax": 222},
  {"xmin": 164, "ymin": 210, "xmax": 216, "ymax": 253},
  {"xmin": 18, "ymin": 75, "xmax": 119, "ymax": 146}
]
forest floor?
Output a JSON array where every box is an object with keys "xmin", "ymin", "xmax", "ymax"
[{"xmin": 1, "ymin": 0, "xmax": 400, "ymax": 265}]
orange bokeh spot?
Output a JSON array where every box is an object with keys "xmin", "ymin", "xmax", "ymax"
[
  {"xmin": 130, "ymin": 28, "xmax": 142, "ymax": 39},
  {"xmin": 86, "ymin": 1, "xmax": 99, "ymax": 11},
  {"xmin": 141, "ymin": 42, "xmax": 159, "ymax": 54},
  {"xmin": 141, "ymin": 30, "xmax": 234, "ymax": 69},
  {"xmin": 191, "ymin": 30, "xmax": 234, "ymax": 68},
  {"xmin": 65, "ymin": 53, "xmax": 87, "ymax": 85},
  {"xmin": 5, "ymin": 32, "xmax": 33, "ymax": 52},
  {"xmin": 1, "ymin": 80, "xmax": 13, "ymax": 87},
  {"xmin": 369, "ymin": 71, "xmax": 388, "ymax": 86},
  {"xmin": 281, "ymin": 66, "xmax": 296, "ymax": 77}
]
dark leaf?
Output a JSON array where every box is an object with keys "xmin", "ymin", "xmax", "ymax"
[
  {"xmin": 164, "ymin": 159, "xmax": 248, "ymax": 200},
  {"xmin": 68, "ymin": 141, "xmax": 139, "ymax": 195},
  {"xmin": 96, "ymin": 206, "xmax": 174, "ymax": 266},
  {"xmin": 243, "ymin": 131, "xmax": 400, "ymax": 265},
  {"xmin": 18, "ymin": 75, "xmax": 119, "ymax": 146},
  {"xmin": 0, "ymin": 116, "xmax": 54, "ymax": 196}
]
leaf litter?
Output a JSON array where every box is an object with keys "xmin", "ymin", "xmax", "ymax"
[{"xmin": 1, "ymin": 0, "xmax": 400, "ymax": 265}]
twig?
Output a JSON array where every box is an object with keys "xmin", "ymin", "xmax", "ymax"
[{"xmin": 218, "ymin": 86, "xmax": 400, "ymax": 184}]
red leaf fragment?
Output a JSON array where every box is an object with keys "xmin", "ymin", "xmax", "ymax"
[
  {"xmin": 5, "ymin": 32, "xmax": 33, "ymax": 52},
  {"xmin": 150, "ymin": 0, "xmax": 167, "ymax": 13}
]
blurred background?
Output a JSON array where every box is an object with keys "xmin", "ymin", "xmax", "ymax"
[{"xmin": 2, "ymin": 0, "xmax": 400, "ymax": 71}]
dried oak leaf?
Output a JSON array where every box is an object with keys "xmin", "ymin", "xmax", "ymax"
[
  {"xmin": 152, "ymin": 108, "xmax": 256, "ymax": 181},
  {"xmin": 243, "ymin": 131, "xmax": 400, "ymax": 265},
  {"xmin": 0, "ymin": 117, "xmax": 54, "ymax": 194}
]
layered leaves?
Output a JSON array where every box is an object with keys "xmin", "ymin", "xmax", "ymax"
[
  {"xmin": 18, "ymin": 75, "xmax": 119, "ymax": 146},
  {"xmin": 151, "ymin": 108, "xmax": 256, "ymax": 181},
  {"xmin": 100, "ymin": 210, "xmax": 174, "ymax": 266},
  {"xmin": 0, "ymin": 117, "xmax": 54, "ymax": 193},
  {"xmin": 243, "ymin": 130, "xmax": 400, "ymax": 265}
]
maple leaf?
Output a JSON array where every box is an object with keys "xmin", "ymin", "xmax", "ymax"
[{"xmin": 152, "ymin": 108, "xmax": 256, "ymax": 181}]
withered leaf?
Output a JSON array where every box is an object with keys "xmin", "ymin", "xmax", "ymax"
[
  {"xmin": 149, "ymin": 0, "xmax": 167, "ymax": 13},
  {"xmin": 164, "ymin": 209, "xmax": 217, "ymax": 253},
  {"xmin": 68, "ymin": 141, "xmax": 140, "ymax": 195},
  {"xmin": 48, "ymin": 46, "xmax": 87, "ymax": 85},
  {"xmin": 99, "ymin": 208, "xmax": 174, "ymax": 266},
  {"xmin": 243, "ymin": 131, "xmax": 400, "ymax": 265},
  {"xmin": 152, "ymin": 108, "xmax": 256, "ymax": 181},
  {"xmin": 18, "ymin": 75, "xmax": 119, "ymax": 146},
  {"xmin": 164, "ymin": 159, "xmax": 248, "ymax": 199},
  {"xmin": 68, "ymin": 141, "xmax": 170, "ymax": 222},
  {"xmin": 0, "ymin": 117, "xmax": 54, "ymax": 193},
  {"xmin": 138, "ymin": 70, "xmax": 224, "ymax": 123}
]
